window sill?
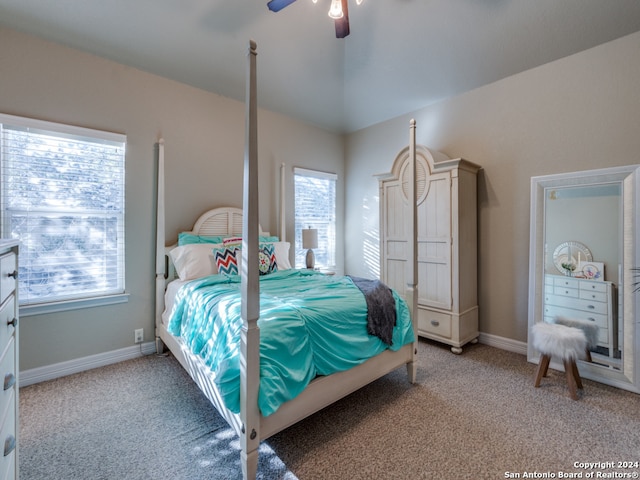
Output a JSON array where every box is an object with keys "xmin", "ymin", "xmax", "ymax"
[{"xmin": 19, "ymin": 293, "xmax": 130, "ymax": 317}]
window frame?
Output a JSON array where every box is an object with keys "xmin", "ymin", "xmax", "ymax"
[
  {"xmin": 293, "ymin": 166, "xmax": 337, "ymax": 270},
  {"xmin": 0, "ymin": 113, "xmax": 128, "ymax": 316}
]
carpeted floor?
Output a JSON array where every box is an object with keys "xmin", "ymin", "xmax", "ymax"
[{"xmin": 19, "ymin": 339, "xmax": 640, "ymax": 479}]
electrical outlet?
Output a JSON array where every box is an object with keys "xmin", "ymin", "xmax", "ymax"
[{"xmin": 134, "ymin": 328, "xmax": 143, "ymax": 344}]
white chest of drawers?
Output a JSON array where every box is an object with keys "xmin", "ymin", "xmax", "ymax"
[
  {"xmin": 544, "ymin": 274, "xmax": 617, "ymax": 359},
  {"xmin": 0, "ymin": 241, "xmax": 18, "ymax": 480}
]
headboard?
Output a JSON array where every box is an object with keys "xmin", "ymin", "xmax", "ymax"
[
  {"xmin": 191, "ymin": 207, "xmax": 248, "ymax": 237},
  {"xmin": 162, "ymin": 206, "xmax": 269, "ymax": 284}
]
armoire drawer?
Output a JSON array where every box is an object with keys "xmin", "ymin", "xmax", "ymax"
[{"xmin": 417, "ymin": 309, "xmax": 452, "ymax": 339}]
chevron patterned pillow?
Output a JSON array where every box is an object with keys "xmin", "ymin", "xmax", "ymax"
[{"xmin": 213, "ymin": 247, "xmax": 240, "ymax": 275}]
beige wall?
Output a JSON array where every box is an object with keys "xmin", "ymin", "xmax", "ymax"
[
  {"xmin": 0, "ymin": 27, "xmax": 344, "ymax": 371},
  {"xmin": 344, "ymin": 31, "xmax": 640, "ymax": 344},
  {"xmin": 4, "ymin": 24, "xmax": 640, "ymax": 372}
]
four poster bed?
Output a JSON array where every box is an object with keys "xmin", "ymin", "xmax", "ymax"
[{"xmin": 154, "ymin": 41, "xmax": 420, "ymax": 479}]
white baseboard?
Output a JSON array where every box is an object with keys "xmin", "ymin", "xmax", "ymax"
[
  {"xmin": 478, "ymin": 332, "xmax": 528, "ymax": 356},
  {"xmin": 19, "ymin": 333, "xmax": 527, "ymax": 388},
  {"xmin": 19, "ymin": 341, "xmax": 157, "ymax": 387}
]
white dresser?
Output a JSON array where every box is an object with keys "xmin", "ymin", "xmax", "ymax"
[
  {"xmin": 0, "ymin": 240, "xmax": 18, "ymax": 480},
  {"xmin": 544, "ymin": 274, "xmax": 617, "ymax": 359},
  {"xmin": 378, "ymin": 146, "xmax": 481, "ymax": 354}
]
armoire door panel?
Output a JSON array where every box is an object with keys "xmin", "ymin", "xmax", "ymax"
[
  {"xmin": 385, "ymin": 259, "xmax": 406, "ymax": 297},
  {"xmin": 419, "ymin": 262, "xmax": 451, "ymax": 309},
  {"xmin": 385, "ymin": 240, "xmax": 407, "ymax": 260}
]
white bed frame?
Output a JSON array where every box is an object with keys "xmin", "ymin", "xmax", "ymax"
[{"xmin": 154, "ymin": 40, "xmax": 419, "ymax": 480}]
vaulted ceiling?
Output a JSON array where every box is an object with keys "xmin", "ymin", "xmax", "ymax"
[{"xmin": 1, "ymin": 0, "xmax": 640, "ymax": 133}]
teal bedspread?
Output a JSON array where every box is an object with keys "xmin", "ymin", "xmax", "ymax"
[{"xmin": 167, "ymin": 269, "xmax": 414, "ymax": 417}]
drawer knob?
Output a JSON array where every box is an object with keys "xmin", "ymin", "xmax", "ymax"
[
  {"xmin": 3, "ymin": 435, "xmax": 14, "ymax": 457},
  {"xmin": 587, "ymin": 305, "xmax": 595, "ymax": 310},
  {"xmin": 430, "ymin": 320, "xmax": 440, "ymax": 327},
  {"xmin": 6, "ymin": 318, "xmax": 17, "ymax": 328},
  {"xmin": 587, "ymin": 318, "xmax": 596, "ymax": 322},
  {"xmin": 7, "ymin": 270, "xmax": 17, "ymax": 279},
  {"xmin": 3, "ymin": 373, "xmax": 15, "ymax": 391}
]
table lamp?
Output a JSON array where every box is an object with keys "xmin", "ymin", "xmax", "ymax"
[{"xmin": 302, "ymin": 227, "xmax": 318, "ymax": 269}]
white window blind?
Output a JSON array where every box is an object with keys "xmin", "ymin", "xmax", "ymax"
[
  {"xmin": 294, "ymin": 167, "xmax": 337, "ymax": 269},
  {"xmin": 0, "ymin": 113, "xmax": 126, "ymax": 306}
]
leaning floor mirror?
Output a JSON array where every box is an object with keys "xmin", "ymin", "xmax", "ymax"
[{"xmin": 528, "ymin": 165, "xmax": 640, "ymax": 393}]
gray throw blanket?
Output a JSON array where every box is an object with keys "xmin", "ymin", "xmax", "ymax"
[{"xmin": 347, "ymin": 276, "xmax": 397, "ymax": 345}]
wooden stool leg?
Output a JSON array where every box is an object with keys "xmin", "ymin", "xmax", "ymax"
[
  {"xmin": 570, "ymin": 359, "xmax": 583, "ymax": 389},
  {"xmin": 535, "ymin": 354, "xmax": 551, "ymax": 387},
  {"xmin": 563, "ymin": 359, "xmax": 579, "ymax": 400}
]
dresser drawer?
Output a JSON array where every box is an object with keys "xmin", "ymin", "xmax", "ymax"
[
  {"xmin": 0, "ymin": 393, "xmax": 15, "ymax": 480},
  {"xmin": 579, "ymin": 289, "xmax": 607, "ymax": 303},
  {"xmin": 553, "ymin": 286, "xmax": 579, "ymax": 298},
  {"xmin": 553, "ymin": 276, "xmax": 580, "ymax": 289},
  {"xmin": 0, "ymin": 340, "xmax": 14, "ymax": 420},
  {"xmin": 544, "ymin": 304, "xmax": 608, "ymax": 329},
  {"xmin": 545, "ymin": 293, "xmax": 608, "ymax": 315},
  {"xmin": 417, "ymin": 309, "xmax": 452, "ymax": 339},
  {"xmin": 579, "ymin": 280, "xmax": 607, "ymax": 293},
  {"xmin": 0, "ymin": 254, "xmax": 16, "ymax": 307},
  {"xmin": 0, "ymin": 244, "xmax": 17, "ymax": 480},
  {"xmin": 0, "ymin": 299, "xmax": 15, "ymax": 356}
]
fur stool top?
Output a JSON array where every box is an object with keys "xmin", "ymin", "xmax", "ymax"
[{"xmin": 532, "ymin": 322, "xmax": 588, "ymax": 360}]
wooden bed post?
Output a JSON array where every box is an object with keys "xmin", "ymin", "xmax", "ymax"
[
  {"xmin": 406, "ymin": 119, "xmax": 418, "ymax": 382},
  {"xmin": 154, "ymin": 43, "xmax": 419, "ymax": 480},
  {"xmin": 280, "ymin": 162, "xmax": 286, "ymax": 242},
  {"xmin": 240, "ymin": 39, "xmax": 260, "ymax": 480},
  {"xmin": 155, "ymin": 139, "xmax": 166, "ymax": 354}
]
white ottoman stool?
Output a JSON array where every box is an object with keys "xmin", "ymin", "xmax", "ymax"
[{"xmin": 531, "ymin": 322, "xmax": 588, "ymax": 400}]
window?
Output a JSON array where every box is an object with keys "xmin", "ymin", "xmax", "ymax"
[
  {"xmin": 294, "ymin": 167, "xmax": 336, "ymax": 269},
  {"xmin": 0, "ymin": 113, "xmax": 126, "ymax": 309}
]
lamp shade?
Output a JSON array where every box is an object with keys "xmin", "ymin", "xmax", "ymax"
[{"xmin": 302, "ymin": 228, "xmax": 318, "ymax": 249}]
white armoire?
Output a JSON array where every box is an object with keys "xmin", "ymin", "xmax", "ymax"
[{"xmin": 377, "ymin": 146, "xmax": 481, "ymax": 354}]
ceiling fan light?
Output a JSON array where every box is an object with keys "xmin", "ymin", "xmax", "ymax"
[
  {"xmin": 328, "ymin": 0, "xmax": 344, "ymax": 19},
  {"xmin": 312, "ymin": 0, "xmax": 318, "ymax": 3},
  {"xmin": 356, "ymin": 0, "xmax": 363, "ymax": 4}
]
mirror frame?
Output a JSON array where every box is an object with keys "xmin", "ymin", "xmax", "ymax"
[{"xmin": 528, "ymin": 165, "xmax": 640, "ymax": 393}]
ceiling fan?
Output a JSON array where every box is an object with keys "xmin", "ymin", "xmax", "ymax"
[{"xmin": 267, "ymin": 0, "xmax": 363, "ymax": 38}]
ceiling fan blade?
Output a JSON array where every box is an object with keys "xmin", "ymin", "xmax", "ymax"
[
  {"xmin": 334, "ymin": 0, "xmax": 350, "ymax": 38},
  {"xmin": 267, "ymin": 0, "xmax": 297, "ymax": 13}
]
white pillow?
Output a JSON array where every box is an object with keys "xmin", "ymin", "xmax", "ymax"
[
  {"xmin": 271, "ymin": 242, "xmax": 292, "ymax": 270},
  {"xmin": 169, "ymin": 243, "xmax": 221, "ymax": 280},
  {"xmin": 234, "ymin": 242, "xmax": 292, "ymax": 271}
]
